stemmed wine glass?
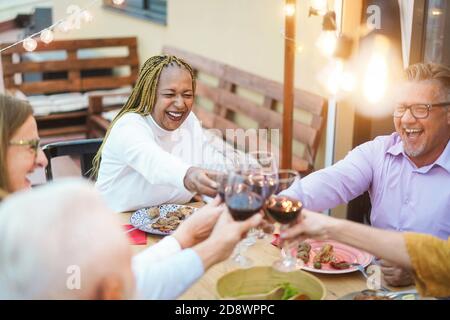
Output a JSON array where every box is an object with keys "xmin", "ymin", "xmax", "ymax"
[
  {"xmin": 225, "ymin": 170, "xmax": 265, "ymax": 268},
  {"xmin": 247, "ymin": 151, "xmax": 278, "ymax": 198},
  {"xmin": 244, "ymin": 151, "xmax": 278, "ymax": 240},
  {"xmin": 266, "ymin": 169, "xmax": 303, "ymax": 272},
  {"xmin": 207, "ymin": 145, "xmax": 241, "ymax": 202}
]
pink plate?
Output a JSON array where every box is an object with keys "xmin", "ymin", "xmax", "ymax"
[{"xmin": 300, "ymin": 240, "xmax": 373, "ymax": 274}]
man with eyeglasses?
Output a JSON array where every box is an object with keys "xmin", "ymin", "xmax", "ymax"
[{"xmin": 282, "ymin": 62, "xmax": 450, "ymax": 287}]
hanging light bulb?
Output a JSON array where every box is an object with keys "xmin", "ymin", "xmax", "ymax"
[
  {"xmin": 81, "ymin": 10, "xmax": 94, "ymax": 23},
  {"xmin": 23, "ymin": 37, "xmax": 37, "ymax": 52},
  {"xmin": 362, "ymin": 36, "xmax": 390, "ymax": 105},
  {"xmin": 316, "ymin": 10, "xmax": 337, "ymax": 57},
  {"xmin": 316, "ymin": 31, "xmax": 337, "ymax": 57},
  {"xmin": 319, "ymin": 60, "xmax": 355, "ymax": 98},
  {"xmin": 58, "ymin": 20, "xmax": 71, "ymax": 33},
  {"xmin": 284, "ymin": 4, "xmax": 296, "ymax": 17},
  {"xmin": 363, "ymin": 53, "xmax": 389, "ymax": 104},
  {"xmin": 310, "ymin": 0, "xmax": 328, "ymax": 16},
  {"xmin": 340, "ymin": 70, "xmax": 356, "ymax": 93},
  {"xmin": 324, "ymin": 61, "xmax": 342, "ymax": 96},
  {"xmin": 113, "ymin": 0, "xmax": 125, "ymax": 5},
  {"xmin": 40, "ymin": 29, "xmax": 54, "ymax": 44}
]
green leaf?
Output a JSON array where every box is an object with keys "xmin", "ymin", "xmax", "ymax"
[{"xmin": 278, "ymin": 282, "xmax": 299, "ymax": 300}]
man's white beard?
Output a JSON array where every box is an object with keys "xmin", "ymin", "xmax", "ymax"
[{"xmin": 403, "ymin": 141, "xmax": 426, "ymax": 158}]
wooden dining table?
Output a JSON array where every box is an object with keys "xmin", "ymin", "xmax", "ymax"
[{"xmin": 119, "ymin": 203, "xmax": 406, "ymax": 300}]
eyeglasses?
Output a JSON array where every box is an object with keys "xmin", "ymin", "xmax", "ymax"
[
  {"xmin": 9, "ymin": 139, "xmax": 41, "ymax": 159},
  {"xmin": 393, "ymin": 102, "xmax": 450, "ymax": 119}
]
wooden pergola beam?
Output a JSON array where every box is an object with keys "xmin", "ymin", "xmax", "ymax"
[{"xmin": 282, "ymin": 0, "xmax": 296, "ymax": 169}]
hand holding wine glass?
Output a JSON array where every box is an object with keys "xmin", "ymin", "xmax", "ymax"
[
  {"xmin": 226, "ymin": 173, "xmax": 265, "ymax": 221},
  {"xmin": 224, "ymin": 171, "xmax": 265, "ymax": 267},
  {"xmin": 206, "ymin": 146, "xmax": 241, "ymax": 202},
  {"xmin": 245, "ymin": 151, "xmax": 278, "ymax": 239},
  {"xmin": 267, "ymin": 169, "xmax": 303, "ymax": 272}
]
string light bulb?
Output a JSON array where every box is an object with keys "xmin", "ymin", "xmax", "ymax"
[
  {"xmin": 0, "ymin": 0, "xmax": 102, "ymax": 54},
  {"xmin": 40, "ymin": 29, "xmax": 54, "ymax": 44},
  {"xmin": 58, "ymin": 20, "xmax": 71, "ymax": 33},
  {"xmin": 431, "ymin": 8, "xmax": 443, "ymax": 16},
  {"xmin": 362, "ymin": 36, "xmax": 390, "ymax": 105},
  {"xmin": 284, "ymin": 4, "xmax": 296, "ymax": 17},
  {"xmin": 66, "ymin": 4, "xmax": 82, "ymax": 30},
  {"xmin": 310, "ymin": 0, "xmax": 328, "ymax": 16},
  {"xmin": 23, "ymin": 37, "xmax": 37, "ymax": 52},
  {"xmin": 340, "ymin": 71, "xmax": 356, "ymax": 93},
  {"xmin": 316, "ymin": 31, "xmax": 337, "ymax": 57},
  {"xmin": 81, "ymin": 10, "xmax": 94, "ymax": 23},
  {"xmin": 319, "ymin": 59, "xmax": 356, "ymax": 98},
  {"xmin": 113, "ymin": 0, "xmax": 125, "ymax": 5},
  {"xmin": 315, "ymin": 10, "xmax": 338, "ymax": 57}
]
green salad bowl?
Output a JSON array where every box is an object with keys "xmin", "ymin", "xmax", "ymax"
[{"xmin": 216, "ymin": 266, "xmax": 326, "ymax": 300}]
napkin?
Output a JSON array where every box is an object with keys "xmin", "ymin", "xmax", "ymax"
[
  {"xmin": 123, "ymin": 225, "xmax": 147, "ymax": 245},
  {"xmin": 271, "ymin": 233, "xmax": 281, "ymax": 248}
]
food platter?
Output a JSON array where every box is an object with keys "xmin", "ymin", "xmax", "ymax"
[
  {"xmin": 338, "ymin": 290, "xmax": 420, "ymax": 300},
  {"xmin": 298, "ymin": 240, "xmax": 373, "ymax": 274},
  {"xmin": 130, "ymin": 204, "xmax": 197, "ymax": 236}
]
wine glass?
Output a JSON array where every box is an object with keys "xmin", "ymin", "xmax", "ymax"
[
  {"xmin": 275, "ymin": 169, "xmax": 300, "ymax": 194},
  {"xmin": 247, "ymin": 151, "xmax": 278, "ymax": 198},
  {"xmin": 244, "ymin": 151, "xmax": 278, "ymax": 240},
  {"xmin": 225, "ymin": 171, "xmax": 265, "ymax": 268},
  {"xmin": 268, "ymin": 169, "xmax": 303, "ymax": 272},
  {"xmin": 266, "ymin": 195, "xmax": 303, "ymax": 272},
  {"xmin": 205, "ymin": 145, "xmax": 241, "ymax": 202}
]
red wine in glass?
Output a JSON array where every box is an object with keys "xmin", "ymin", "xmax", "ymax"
[
  {"xmin": 266, "ymin": 196, "xmax": 302, "ymax": 224},
  {"xmin": 212, "ymin": 172, "xmax": 228, "ymax": 201},
  {"xmin": 226, "ymin": 192, "xmax": 264, "ymax": 221},
  {"xmin": 253, "ymin": 174, "xmax": 278, "ymax": 200},
  {"xmin": 268, "ymin": 196, "xmax": 303, "ymax": 272}
]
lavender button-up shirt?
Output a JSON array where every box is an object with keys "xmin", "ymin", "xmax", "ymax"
[{"xmin": 282, "ymin": 133, "xmax": 450, "ymax": 239}]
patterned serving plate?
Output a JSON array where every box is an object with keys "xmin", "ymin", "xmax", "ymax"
[{"xmin": 130, "ymin": 204, "xmax": 197, "ymax": 236}]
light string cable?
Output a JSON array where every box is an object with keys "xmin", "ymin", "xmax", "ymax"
[{"xmin": 0, "ymin": 0, "xmax": 101, "ymax": 54}]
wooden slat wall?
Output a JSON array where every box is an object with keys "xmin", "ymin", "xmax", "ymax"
[
  {"xmin": 0, "ymin": 37, "xmax": 139, "ymax": 95},
  {"xmin": 0, "ymin": 37, "xmax": 139, "ymax": 137},
  {"xmin": 163, "ymin": 46, "xmax": 327, "ymax": 173}
]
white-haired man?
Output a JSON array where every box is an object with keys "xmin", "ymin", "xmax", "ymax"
[{"xmin": 0, "ymin": 179, "xmax": 261, "ymax": 299}]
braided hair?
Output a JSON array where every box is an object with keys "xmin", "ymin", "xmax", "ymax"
[{"xmin": 91, "ymin": 55, "xmax": 196, "ymax": 178}]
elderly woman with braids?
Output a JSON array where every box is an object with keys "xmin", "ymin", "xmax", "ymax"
[{"xmin": 93, "ymin": 55, "xmax": 223, "ymax": 212}]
